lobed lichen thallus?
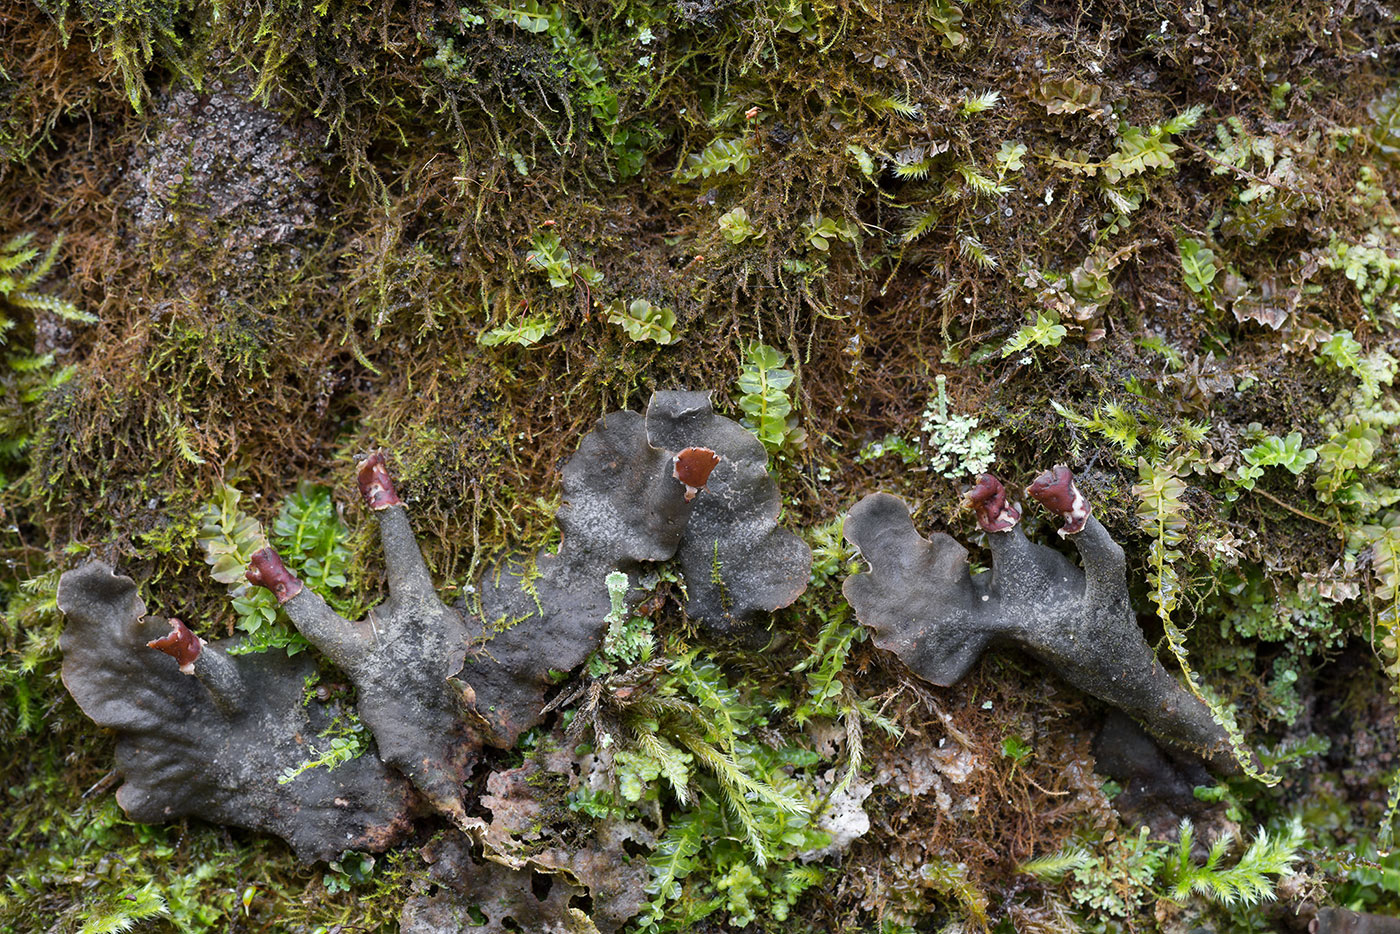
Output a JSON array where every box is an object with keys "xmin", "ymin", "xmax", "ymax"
[{"xmin": 843, "ymin": 464, "xmax": 1236, "ymax": 771}]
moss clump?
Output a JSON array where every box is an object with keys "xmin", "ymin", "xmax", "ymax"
[{"xmin": 35, "ymin": 0, "xmax": 198, "ymax": 110}]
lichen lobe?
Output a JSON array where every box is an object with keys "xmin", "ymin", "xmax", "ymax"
[
  {"xmin": 844, "ymin": 471, "xmax": 1234, "ymax": 769},
  {"xmin": 57, "ymin": 560, "xmax": 417, "ymax": 862}
]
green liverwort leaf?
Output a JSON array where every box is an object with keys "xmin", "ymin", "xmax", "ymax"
[
  {"xmin": 1242, "ymin": 432, "xmax": 1317, "ymax": 475},
  {"xmin": 1179, "ymin": 237, "xmax": 1219, "ymax": 296},
  {"xmin": 605, "ymin": 298, "xmax": 677, "ymax": 344},
  {"xmin": 479, "ymin": 317, "xmax": 555, "ymax": 347}
]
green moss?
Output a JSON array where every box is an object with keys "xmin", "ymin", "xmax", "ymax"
[{"xmin": 36, "ymin": 0, "xmax": 197, "ymax": 111}]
